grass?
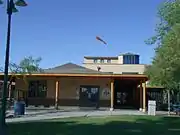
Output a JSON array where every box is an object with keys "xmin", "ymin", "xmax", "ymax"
[{"xmin": 7, "ymin": 115, "xmax": 180, "ymax": 135}]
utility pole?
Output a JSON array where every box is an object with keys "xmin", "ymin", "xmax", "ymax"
[{"xmin": 0, "ymin": 1, "xmax": 27, "ymax": 134}]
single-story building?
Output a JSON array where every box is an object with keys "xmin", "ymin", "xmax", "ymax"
[{"xmin": 0, "ymin": 63, "xmax": 149, "ymax": 112}]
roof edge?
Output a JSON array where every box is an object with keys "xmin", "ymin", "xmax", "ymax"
[
  {"xmin": 0, "ymin": 73, "xmax": 148, "ymax": 80},
  {"xmin": 84, "ymin": 56, "xmax": 118, "ymax": 59}
]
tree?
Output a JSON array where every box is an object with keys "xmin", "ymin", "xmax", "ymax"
[
  {"xmin": 145, "ymin": 0, "xmax": 180, "ymax": 46},
  {"xmin": 0, "ymin": 56, "xmax": 43, "ymax": 94},
  {"xmin": 0, "ymin": 56, "xmax": 42, "ymax": 111},
  {"xmin": 9, "ymin": 56, "xmax": 43, "ymax": 84},
  {"xmin": 145, "ymin": 0, "xmax": 180, "ymax": 94}
]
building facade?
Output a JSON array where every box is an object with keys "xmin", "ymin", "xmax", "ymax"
[
  {"xmin": 0, "ymin": 53, "xmax": 150, "ymax": 112},
  {"xmin": 83, "ymin": 53, "xmax": 146, "ymax": 74}
]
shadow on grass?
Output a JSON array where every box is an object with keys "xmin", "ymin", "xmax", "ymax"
[{"xmin": 7, "ymin": 116, "xmax": 180, "ymax": 135}]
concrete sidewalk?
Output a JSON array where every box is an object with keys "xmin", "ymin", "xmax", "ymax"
[
  {"xmin": 6, "ymin": 106, "xmax": 170, "ymax": 123},
  {"xmin": 6, "ymin": 110, "xmax": 146, "ymax": 123}
]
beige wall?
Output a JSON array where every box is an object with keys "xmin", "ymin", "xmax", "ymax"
[
  {"xmin": 15, "ymin": 78, "xmax": 28, "ymax": 91},
  {"xmin": 83, "ymin": 64, "xmax": 146, "ymax": 74},
  {"xmin": 15, "ymin": 76, "xmax": 111, "ymax": 101},
  {"xmin": 57, "ymin": 77, "xmax": 111, "ymax": 100},
  {"xmin": 118, "ymin": 55, "xmax": 123, "ymax": 64},
  {"xmin": 83, "ymin": 58, "xmax": 119, "ymax": 64},
  {"xmin": 15, "ymin": 77, "xmax": 56, "ymax": 99}
]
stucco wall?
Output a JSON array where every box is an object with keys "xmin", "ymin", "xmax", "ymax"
[
  {"xmin": 84, "ymin": 58, "xmax": 119, "ymax": 64},
  {"xmin": 15, "ymin": 76, "xmax": 111, "ymax": 106},
  {"xmin": 56, "ymin": 77, "xmax": 111, "ymax": 100},
  {"xmin": 15, "ymin": 76, "xmax": 56, "ymax": 92},
  {"xmin": 83, "ymin": 64, "xmax": 146, "ymax": 74},
  {"xmin": 15, "ymin": 78, "xmax": 28, "ymax": 91}
]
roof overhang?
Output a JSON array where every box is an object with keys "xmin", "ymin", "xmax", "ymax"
[{"xmin": 0, "ymin": 73, "xmax": 148, "ymax": 80}]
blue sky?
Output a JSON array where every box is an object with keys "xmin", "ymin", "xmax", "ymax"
[{"xmin": 0, "ymin": 0, "xmax": 164, "ymax": 68}]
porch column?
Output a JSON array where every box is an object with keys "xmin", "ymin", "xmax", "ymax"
[
  {"xmin": 142, "ymin": 80, "xmax": 146, "ymax": 112},
  {"xmin": 110, "ymin": 79, "xmax": 114, "ymax": 111},
  {"xmin": 8, "ymin": 85, "xmax": 11, "ymax": 99},
  {"xmin": 139, "ymin": 81, "xmax": 143, "ymax": 111},
  {"xmin": 55, "ymin": 80, "xmax": 60, "ymax": 110}
]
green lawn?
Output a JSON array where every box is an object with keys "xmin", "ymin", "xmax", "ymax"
[{"xmin": 8, "ymin": 115, "xmax": 180, "ymax": 135}]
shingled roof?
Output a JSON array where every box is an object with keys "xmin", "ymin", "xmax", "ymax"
[{"xmin": 43, "ymin": 62, "xmax": 112, "ymax": 74}]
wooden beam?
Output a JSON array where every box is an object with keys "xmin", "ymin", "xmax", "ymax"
[
  {"xmin": 0, "ymin": 73, "xmax": 148, "ymax": 80},
  {"xmin": 8, "ymin": 85, "xmax": 11, "ymax": 99},
  {"xmin": 139, "ymin": 81, "xmax": 143, "ymax": 111},
  {"xmin": 142, "ymin": 80, "xmax": 146, "ymax": 112},
  {"xmin": 110, "ymin": 79, "xmax": 114, "ymax": 111},
  {"xmin": 55, "ymin": 80, "xmax": 59, "ymax": 110}
]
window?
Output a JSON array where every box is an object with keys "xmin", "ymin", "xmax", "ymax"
[
  {"xmin": 123, "ymin": 55, "xmax": 138, "ymax": 64},
  {"xmin": 123, "ymin": 55, "xmax": 127, "ymax": 64},
  {"xmin": 107, "ymin": 59, "xmax": 111, "ymax": 63},
  {"xmin": 28, "ymin": 80, "xmax": 47, "ymax": 98},
  {"xmin": 127, "ymin": 55, "xmax": 131, "ymax": 64},
  {"xmin": 135, "ymin": 55, "xmax": 139, "ymax": 64},
  {"xmin": 130, "ymin": 55, "xmax": 134, "ymax": 64},
  {"xmin": 100, "ymin": 59, "xmax": 104, "ymax": 63},
  {"xmin": 123, "ymin": 55, "xmax": 130, "ymax": 64},
  {"xmin": 94, "ymin": 59, "xmax": 98, "ymax": 63}
]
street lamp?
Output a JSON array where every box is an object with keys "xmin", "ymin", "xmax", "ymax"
[
  {"xmin": 0, "ymin": 0, "xmax": 27, "ymax": 134},
  {"xmin": 0, "ymin": 0, "xmax": 3, "ymax": 5}
]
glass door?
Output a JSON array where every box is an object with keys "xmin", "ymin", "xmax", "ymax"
[{"xmin": 79, "ymin": 85, "xmax": 100, "ymax": 108}]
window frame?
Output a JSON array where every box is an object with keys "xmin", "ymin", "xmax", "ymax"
[
  {"xmin": 107, "ymin": 59, "xmax": 111, "ymax": 63},
  {"xmin": 100, "ymin": 59, "xmax": 104, "ymax": 63},
  {"xmin": 28, "ymin": 80, "xmax": 47, "ymax": 98},
  {"xmin": 94, "ymin": 59, "xmax": 98, "ymax": 63}
]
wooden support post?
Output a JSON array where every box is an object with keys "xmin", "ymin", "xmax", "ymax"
[
  {"xmin": 142, "ymin": 80, "xmax": 146, "ymax": 112},
  {"xmin": 110, "ymin": 79, "xmax": 114, "ymax": 111},
  {"xmin": 168, "ymin": 90, "xmax": 171, "ymax": 116},
  {"xmin": 139, "ymin": 81, "xmax": 143, "ymax": 111},
  {"xmin": 17, "ymin": 90, "xmax": 19, "ymax": 100},
  {"xmin": 55, "ymin": 80, "xmax": 59, "ymax": 110},
  {"xmin": 8, "ymin": 85, "xmax": 11, "ymax": 99}
]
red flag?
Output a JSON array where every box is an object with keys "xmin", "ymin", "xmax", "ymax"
[{"xmin": 96, "ymin": 36, "xmax": 107, "ymax": 45}]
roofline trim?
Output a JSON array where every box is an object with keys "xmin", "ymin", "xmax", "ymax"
[
  {"xmin": 82, "ymin": 63, "xmax": 147, "ymax": 65},
  {"xmin": 84, "ymin": 56, "xmax": 118, "ymax": 59},
  {"xmin": 0, "ymin": 73, "xmax": 148, "ymax": 80}
]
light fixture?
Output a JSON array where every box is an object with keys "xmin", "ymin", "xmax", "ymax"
[
  {"xmin": 15, "ymin": 0, "xmax": 27, "ymax": 7},
  {"xmin": 0, "ymin": 0, "xmax": 3, "ymax": 5},
  {"xmin": 10, "ymin": 0, "xmax": 19, "ymax": 13},
  {"xmin": 12, "ymin": 6, "xmax": 18, "ymax": 12},
  {"xmin": 97, "ymin": 66, "xmax": 101, "ymax": 71}
]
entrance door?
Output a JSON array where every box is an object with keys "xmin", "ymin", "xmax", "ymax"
[
  {"xmin": 79, "ymin": 85, "xmax": 99, "ymax": 108},
  {"xmin": 114, "ymin": 79, "xmax": 137, "ymax": 109},
  {"xmin": 116, "ymin": 91, "xmax": 129, "ymax": 106}
]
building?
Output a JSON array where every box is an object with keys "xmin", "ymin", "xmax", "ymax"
[
  {"xmin": 0, "ymin": 53, "xmax": 150, "ymax": 112},
  {"xmin": 83, "ymin": 53, "xmax": 145, "ymax": 74},
  {"xmin": 83, "ymin": 53, "xmax": 149, "ymax": 111}
]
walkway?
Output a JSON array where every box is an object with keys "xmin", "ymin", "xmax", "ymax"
[
  {"xmin": 6, "ymin": 106, "xmax": 170, "ymax": 123},
  {"xmin": 6, "ymin": 109, "xmax": 145, "ymax": 123}
]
